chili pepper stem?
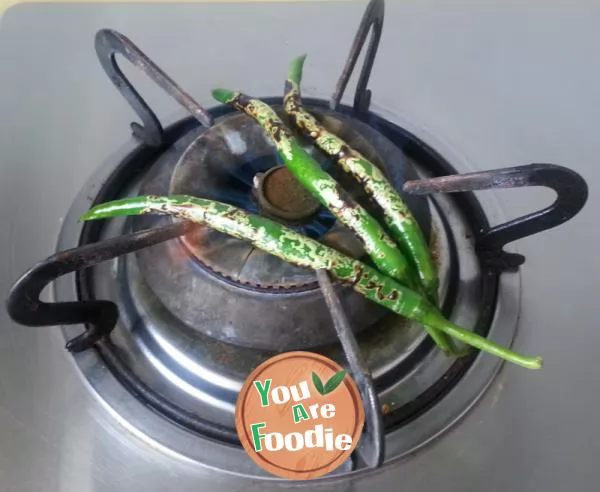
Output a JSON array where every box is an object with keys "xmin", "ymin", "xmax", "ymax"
[{"xmin": 288, "ymin": 54, "xmax": 307, "ymax": 85}]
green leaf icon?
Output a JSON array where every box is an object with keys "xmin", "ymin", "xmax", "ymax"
[
  {"xmin": 312, "ymin": 372, "xmax": 325, "ymax": 395},
  {"xmin": 323, "ymin": 370, "xmax": 347, "ymax": 395}
]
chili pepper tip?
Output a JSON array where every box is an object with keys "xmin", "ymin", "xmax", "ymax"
[
  {"xmin": 79, "ymin": 211, "xmax": 96, "ymax": 221},
  {"xmin": 289, "ymin": 54, "xmax": 307, "ymax": 85},
  {"xmin": 212, "ymin": 88, "xmax": 236, "ymax": 104},
  {"xmin": 530, "ymin": 357, "xmax": 543, "ymax": 370},
  {"xmin": 79, "ymin": 197, "xmax": 153, "ymax": 222}
]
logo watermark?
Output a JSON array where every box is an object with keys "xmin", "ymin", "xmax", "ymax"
[{"xmin": 235, "ymin": 351, "xmax": 364, "ymax": 479}]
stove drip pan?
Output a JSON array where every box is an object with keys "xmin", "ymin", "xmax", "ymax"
[{"xmin": 55, "ymin": 102, "xmax": 506, "ymax": 476}]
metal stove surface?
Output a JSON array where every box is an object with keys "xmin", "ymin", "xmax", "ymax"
[{"xmin": 1, "ymin": 2, "xmax": 599, "ymax": 492}]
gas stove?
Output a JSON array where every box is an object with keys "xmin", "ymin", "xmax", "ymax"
[{"xmin": 2, "ymin": 0, "xmax": 594, "ymax": 489}]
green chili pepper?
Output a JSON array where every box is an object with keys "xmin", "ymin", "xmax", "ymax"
[
  {"xmin": 212, "ymin": 87, "xmax": 455, "ymax": 355},
  {"xmin": 210, "ymin": 88, "xmax": 416, "ymax": 284},
  {"xmin": 284, "ymin": 54, "xmax": 440, "ymax": 308},
  {"xmin": 214, "ymin": 87, "xmax": 456, "ymax": 354},
  {"xmin": 79, "ymin": 195, "xmax": 543, "ymax": 371}
]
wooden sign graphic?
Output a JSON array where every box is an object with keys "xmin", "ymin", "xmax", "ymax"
[{"xmin": 235, "ymin": 351, "xmax": 365, "ymax": 480}]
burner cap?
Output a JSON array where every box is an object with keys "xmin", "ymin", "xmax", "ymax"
[{"xmin": 254, "ymin": 166, "xmax": 321, "ymax": 222}]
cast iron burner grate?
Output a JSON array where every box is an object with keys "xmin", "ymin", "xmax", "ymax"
[{"xmin": 5, "ymin": 0, "xmax": 588, "ymax": 476}]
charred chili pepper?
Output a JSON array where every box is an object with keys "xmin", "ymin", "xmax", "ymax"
[
  {"xmin": 210, "ymin": 89, "xmax": 418, "ymax": 284},
  {"xmin": 80, "ymin": 195, "xmax": 543, "ymax": 371},
  {"xmin": 212, "ymin": 87, "xmax": 454, "ymax": 354},
  {"xmin": 283, "ymin": 54, "xmax": 440, "ymax": 308},
  {"xmin": 212, "ymin": 88, "xmax": 454, "ymax": 354}
]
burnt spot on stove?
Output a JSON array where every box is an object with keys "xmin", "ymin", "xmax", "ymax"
[{"xmin": 428, "ymin": 226, "xmax": 441, "ymax": 270}]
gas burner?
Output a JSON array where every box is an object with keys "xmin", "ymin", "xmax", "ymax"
[
  {"xmin": 5, "ymin": 0, "xmax": 588, "ymax": 480},
  {"xmin": 129, "ymin": 101, "xmax": 433, "ymax": 352}
]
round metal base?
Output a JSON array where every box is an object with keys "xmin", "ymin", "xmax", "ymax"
[
  {"xmin": 55, "ymin": 99, "xmax": 520, "ymax": 481},
  {"xmin": 129, "ymin": 104, "xmax": 432, "ymax": 351}
]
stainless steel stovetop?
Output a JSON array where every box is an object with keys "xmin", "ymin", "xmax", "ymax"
[{"xmin": 1, "ymin": 1, "xmax": 599, "ymax": 491}]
